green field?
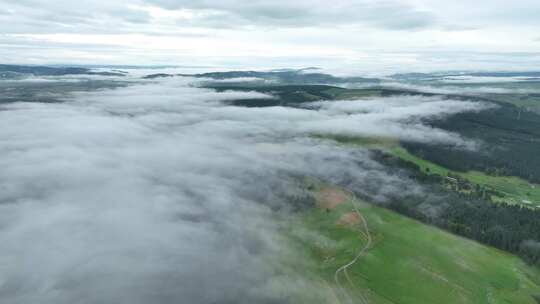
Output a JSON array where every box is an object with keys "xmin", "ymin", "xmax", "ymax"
[
  {"xmin": 284, "ymin": 187, "xmax": 540, "ymax": 304},
  {"xmin": 319, "ymin": 135, "xmax": 540, "ymax": 208},
  {"xmin": 389, "ymin": 146, "xmax": 540, "ymax": 207}
]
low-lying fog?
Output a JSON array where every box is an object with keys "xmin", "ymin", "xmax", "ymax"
[{"xmin": 0, "ymin": 76, "xmax": 490, "ymax": 303}]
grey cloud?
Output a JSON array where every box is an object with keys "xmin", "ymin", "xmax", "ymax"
[
  {"xmin": 0, "ymin": 0, "xmax": 438, "ymax": 34},
  {"xmin": 0, "ymin": 0, "xmax": 151, "ymax": 35},
  {"xmin": 147, "ymin": 0, "xmax": 437, "ymax": 30},
  {"xmin": 0, "ymin": 35, "xmax": 128, "ymax": 51}
]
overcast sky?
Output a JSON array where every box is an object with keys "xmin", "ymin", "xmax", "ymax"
[{"xmin": 1, "ymin": 0, "xmax": 540, "ymax": 72}]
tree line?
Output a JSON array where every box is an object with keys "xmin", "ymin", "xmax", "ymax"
[{"xmin": 371, "ymin": 151, "xmax": 540, "ymax": 266}]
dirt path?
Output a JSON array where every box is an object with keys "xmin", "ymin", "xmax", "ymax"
[{"xmin": 333, "ymin": 188, "xmax": 373, "ymax": 304}]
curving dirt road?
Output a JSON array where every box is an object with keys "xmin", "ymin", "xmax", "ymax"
[{"xmin": 333, "ymin": 188, "xmax": 372, "ymax": 304}]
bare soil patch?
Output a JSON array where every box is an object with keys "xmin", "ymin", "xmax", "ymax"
[
  {"xmin": 317, "ymin": 187, "xmax": 349, "ymax": 210},
  {"xmin": 337, "ymin": 212, "xmax": 361, "ymax": 226}
]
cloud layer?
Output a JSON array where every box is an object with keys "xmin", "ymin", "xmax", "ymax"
[
  {"xmin": 0, "ymin": 76, "xmax": 492, "ymax": 303},
  {"xmin": 1, "ymin": 0, "xmax": 540, "ymax": 70}
]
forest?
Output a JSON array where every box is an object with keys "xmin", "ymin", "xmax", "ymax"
[
  {"xmin": 403, "ymin": 99, "xmax": 540, "ymax": 183},
  {"xmin": 372, "ymin": 151, "xmax": 540, "ymax": 266}
]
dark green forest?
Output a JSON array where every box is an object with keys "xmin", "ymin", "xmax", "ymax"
[
  {"xmin": 403, "ymin": 99, "xmax": 540, "ymax": 183},
  {"xmin": 372, "ymin": 151, "xmax": 540, "ymax": 266}
]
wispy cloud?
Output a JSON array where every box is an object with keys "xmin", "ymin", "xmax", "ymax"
[
  {"xmin": 143, "ymin": 0, "xmax": 436, "ymax": 30},
  {"xmin": 379, "ymin": 81, "xmax": 540, "ymax": 95}
]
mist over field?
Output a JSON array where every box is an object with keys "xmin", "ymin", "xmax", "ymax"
[{"xmin": 0, "ymin": 74, "xmax": 497, "ymax": 303}]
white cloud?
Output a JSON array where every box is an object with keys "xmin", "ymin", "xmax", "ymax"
[
  {"xmin": 440, "ymin": 75, "xmax": 540, "ymax": 84},
  {"xmin": 378, "ymin": 81, "xmax": 540, "ymax": 95},
  {"xmin": 299, "ymin": 96, "xmax": 490, "ymax": 146}
]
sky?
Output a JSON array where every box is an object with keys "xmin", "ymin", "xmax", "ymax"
[{"xmin": 1, "ymin": 1, "xmax": 540, "ymax": 73}]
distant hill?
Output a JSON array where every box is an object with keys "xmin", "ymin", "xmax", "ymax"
[
  {"xmin": 143, "ymin": 69, "xmax": 380, "ymax": 85},
  {"xmin": 391, "ymin": 71, "xmax": 540, "ymax": 81},
  {"xmin": 0, "ymin": 64, "xmax": 126, "ymax": 79}
]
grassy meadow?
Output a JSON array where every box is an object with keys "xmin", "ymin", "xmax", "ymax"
[{"xmin": 283, "ymin": 186, "xmax": 540, "ymax": 303}]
